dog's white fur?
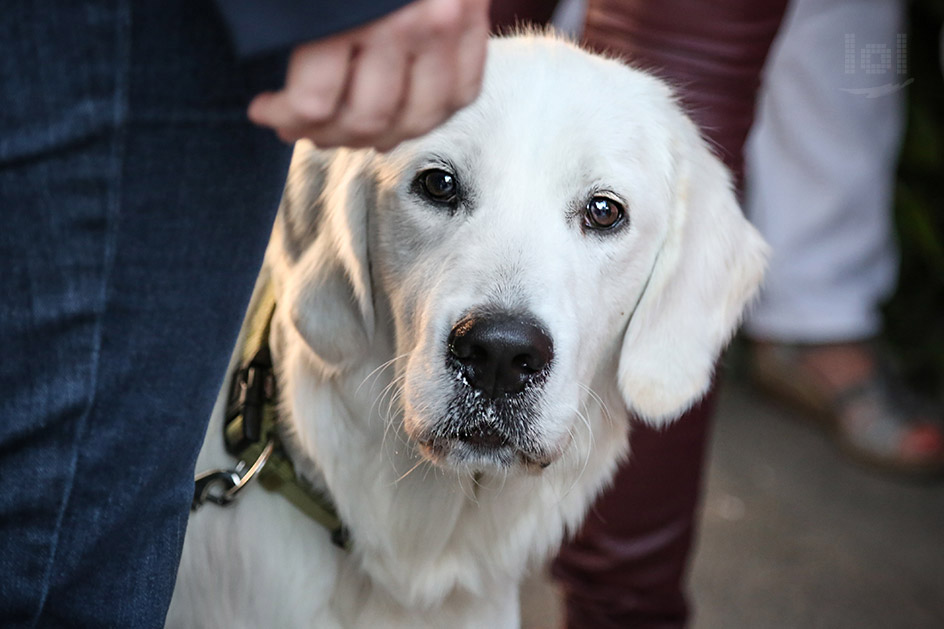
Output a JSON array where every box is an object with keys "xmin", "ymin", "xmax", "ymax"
[{"xmin": 168, "ymin": 34, "xmax": 767, "ymax": 628}]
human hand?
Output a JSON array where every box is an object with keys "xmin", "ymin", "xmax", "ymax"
[{"xmin": 247, "ymin": 0, "xmax": 490, "ymax": 151}]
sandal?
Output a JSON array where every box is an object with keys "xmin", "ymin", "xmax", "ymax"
[{"xmin": 750, "ymin": 342, "xmax": 944, "ymax": 479}]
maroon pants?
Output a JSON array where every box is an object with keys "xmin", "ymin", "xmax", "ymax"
[{"xmin": 491, "ymin": 2, "xmax": 787, "ymax": 626}]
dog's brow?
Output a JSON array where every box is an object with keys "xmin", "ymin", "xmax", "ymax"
[{"xmin": 413, "ymin": 153, "xmax": 458, "ymax": 173}]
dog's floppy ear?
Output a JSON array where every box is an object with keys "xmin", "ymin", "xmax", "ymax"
[
  {"xmin": 276, "ymin": 143, "xmax": 376, "ymax": 373},
  {"xmin": 618, "ymin": 116, "xmax": 768, "ymax": 424}
]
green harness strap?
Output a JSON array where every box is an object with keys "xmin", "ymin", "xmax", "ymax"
[{"xmin": 223, "ymin": 285, "xmax": 351, "ymax": 550}]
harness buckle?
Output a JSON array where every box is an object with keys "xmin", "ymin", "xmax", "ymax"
[{"xmin": 225, "ymin": 346, "xmax": 276, "ymax": 455}]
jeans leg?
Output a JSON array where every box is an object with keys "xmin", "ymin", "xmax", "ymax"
[{"xmin": 0, "ymin": 1, "xmax": 291, "ymax": 626}]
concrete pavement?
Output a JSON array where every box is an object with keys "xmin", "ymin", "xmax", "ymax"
[{"xmin": 521, "ymin": 379, "xmax": 944, "ymax": 628}]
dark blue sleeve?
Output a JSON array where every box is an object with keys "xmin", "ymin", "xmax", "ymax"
[{"xmin": 214, "ymin": 0, "xmax": 416, "ymax": 58}]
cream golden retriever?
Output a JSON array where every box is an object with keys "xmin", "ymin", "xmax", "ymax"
[{"xmin": 168, "ymin": 33, "xmax": 767, "ymax": 628}]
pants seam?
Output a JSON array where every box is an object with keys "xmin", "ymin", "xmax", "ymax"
[{"xmin": 29, "ymin": 1, "xmax": 132, "ymax": 623}]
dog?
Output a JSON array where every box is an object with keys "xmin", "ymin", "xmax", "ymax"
[{"xmin": 168, "ymin": 33, "xmax": 768, "ymax": 628}]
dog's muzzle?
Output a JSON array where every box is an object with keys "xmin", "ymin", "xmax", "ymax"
[{"xmin": 442, "ymin": 313, "xmax": 553, "ymax": 452}]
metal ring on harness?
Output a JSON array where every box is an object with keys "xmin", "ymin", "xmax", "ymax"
[{"xmin": 192, "ymin": 439, "xmax": 275, "ymax": 510}]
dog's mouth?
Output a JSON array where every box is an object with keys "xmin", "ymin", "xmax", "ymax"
[
  {"xmin": 417, "ymin": 433, "xmax": 556, "ymax": 472},
  {"xmin": 411, "ymin": 393, "xmax": 558, "ymax": 472}
]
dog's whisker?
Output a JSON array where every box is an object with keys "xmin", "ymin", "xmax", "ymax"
[
  {"xmin": 376, "ymin": 375, "xmax": 405, "ymax": 429},
  {"xmin": 574, "ymin": 388, "xmax": 598, "ymax": 453},
  {"xmin": 390, "ymin": 408, "xmax": 417, "ymax": 449},
  {"xmin": 577, "ymin": 382, "xmax": 611, "ymax": 424},
  {"xmin": 497, "ymin": 467, "xmax": 508, "ymax": 496},
  {"xmin": 380, "ymin": 387, "xmax": 407, "ymax": 465},
  {"xmin": 547, "ymin": 421, "xmax": 579, "ymax": 503},
  {"xmin": 356, "ymin": 352, "xmax": 410, "ymax": 398},
  {"xmin": 373, "ymin": 373, "xmax": 407, "ymax": 423},
  {"xmin": 368, "ymin": 379, "xmax": 406, "ymax": 458},
  {"xmin": 392, "ymin": 458, "xmax": 427, "ymax": 485},
  {"xmin": 376, "ymin": 381, "xmax": 410, "ymax": 478},
  {"xmin": 560, "ymin": 405, "xmax": 594, "ymax": 499},
  {"xmin": 575, "ymin": 406, "xmax": 595, "ymax": 467},
  {"xmin": 454, "ymin": 471, "xmax": 468, "ymax": 501},
  {"xmin": 384, "ymin": 385, "xmax": 406, "ymax": 424},
  {"xmin": 581, "ymin": 383, "xmax": 615, "ymax": 428},
  {"xmin": 455, "ymin": 470, "xmax": 479, "ymax": 505}
]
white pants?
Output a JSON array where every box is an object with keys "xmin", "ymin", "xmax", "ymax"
[{"xmin": 744, "ymin": 0, "xmax": 906, "ymax": 343}]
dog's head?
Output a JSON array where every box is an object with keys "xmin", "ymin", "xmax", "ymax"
[{"xmin": 276, "ymin": 35, "xmax": 767, "ymax": 474}]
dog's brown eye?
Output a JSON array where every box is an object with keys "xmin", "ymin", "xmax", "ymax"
[
  {"xmin": 584, "ymin": 196, "xmax": 624, "ymax": 230},
  {"xmin": 418, "ymin": 169, "xmax": 458, "ymax": 204}
]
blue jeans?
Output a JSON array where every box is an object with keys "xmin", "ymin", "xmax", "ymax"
[{"xmin": 0, "ymin": 1, "xmax": 292, "ymax": 626}]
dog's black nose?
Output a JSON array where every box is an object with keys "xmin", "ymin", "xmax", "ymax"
[{"xmin": 447, "ymin": 313, "xmax": 553, "ymax": 398}]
